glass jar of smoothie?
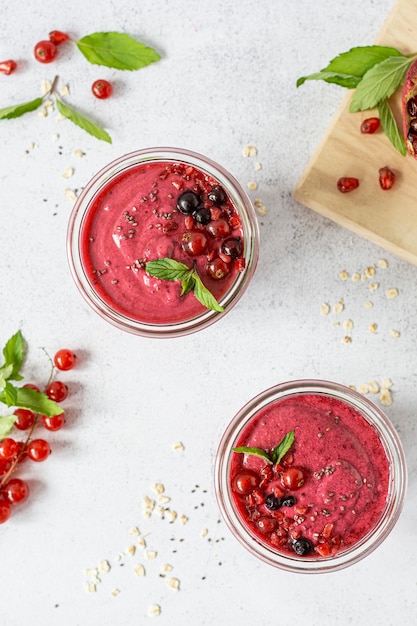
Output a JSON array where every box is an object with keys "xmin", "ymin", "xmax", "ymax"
[
  {"xmin": 215, "ymin": 379, "xmax": 407, "ymax": 573},
  {"xmin": 67, "ymin": 148, "xmax": 259, "ymax": 338}
]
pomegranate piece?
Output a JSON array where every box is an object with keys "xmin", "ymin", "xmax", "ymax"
[
  {"xmin": 336, "ymin": 177, "xmax": 359, "ymax": 193},
  {"xmin": 378, "ymin": 166, "xmax": 396, "ymax": 190},
  {"xmin": 0, "ymin": 60, "xmax": 17, "ymax": 75},
  {"xmin": 360, "ymin": 117, "xmax": 380, "ymax": 134},
  {"xmin": 402, "ymin": 59, "xmax": 417, "ymax": 158}
]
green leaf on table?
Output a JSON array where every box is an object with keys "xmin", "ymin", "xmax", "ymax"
[
  {"xmin": 55, "ymin": 97, "xmax": 112, "ymax": 143},
  {"xmin": 76, "ymin": 32, "xmax": 161, "ymax": 70},
  {"xmin": 350, "ymin": 55, "xmax": 413, "ymax": 112},
  {"xmin": 2, "ymin": 330, "xmax": 24, "ymax": 380},
  {"xmin": 0, "ymin": 97, "xmax": 43, "ymax": 120},
  {"xmin": 3, "ymin": 382, "xmax": 18, "ymax": 407},
  {"xmin": 14, "ymin": 386, "xmax": 63, "ymax": 417},
  {"xmin": 378, "ymin": 98, "xmax": 407, "ymax": 156},
  {"xmin": 296, "ymin": 71, "xmax": 361, "ymax": 89},
  {"xmin": 271, "ymin": 429, "xmax": 295, "ymax": 464},
  {"xmin": 0, "ymin": 414, "xmax": 18, "ymax": 439},
  {"xmin": 232, "ymin": 446, "xmax": 272, "ymax": 464}
]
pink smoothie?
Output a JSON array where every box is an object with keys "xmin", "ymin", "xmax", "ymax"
[
  {"xmin": 80, "ymin": 161, "xmax": 245, "ymax": 324},
  {"xmin": 230, "ymin": 393, "xmax": 390, "ymax": 558}
]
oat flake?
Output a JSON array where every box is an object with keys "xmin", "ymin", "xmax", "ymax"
[{"xmin": 242, "ymin": 145, "xmax": 257, "ymax": 157}]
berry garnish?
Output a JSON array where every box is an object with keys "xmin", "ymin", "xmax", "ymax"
[
  {"xmin": 3, "ymin": 478, "xmax": 29, "ymax": 504},
  {"xmin": 337, "ymin": 177, "xmax": 359, "ymax": 193},
  {"xmin": 42, "ymin": 413, "xmax": 65, "ymax": 431},
  {"xmin": 206, "ymin": 219, "xmax": 230, "ymax": 239},
  {"xmin": 46, "ymin": 380, "xmax": 68, "ymax": 402},
  {"xmin": 92, "ymin": 79, "xmax": 113, "ymax": 99},
  {"xmin": 281, "ymin": 466, "xmax": 307, "ymax": 490},
  {"xmin": 265, "ymin": 494, "xmax": 282, "ymax": 510},
  {"xmin": 26, "ymin": 439, "xmax": 51, "ymax": 462},
  {"xmin": 49, "ymin": 30, "xmax": 70, "ymax": 45},
  {"xmin": 207, "ymin": 257, "xmax": 230, "ymax": 280},
  {"xmin": 13, "ymin": 409, "xmax": 35, "ymax": 431},
  {"xmin": 233, "ymin": 430, "xmax": 295, "ymax": 466},
  {"xmin": 221, "ymin": 237, "xmax": 242, "ymax": 259},
  {"xmin": 292, "ymin": 537, "xmax": 313, "ymax": 556},
  {"xmin": 176, "ymin": 191, "xmax": 201, "ymax": 215},
  {"xmin": 208, "ymin": 185, "xmax": 227, "ymax": 206},
  {"xmin": 281, "ymin": 495, "xmax": 297, "ymax": 507},
  {"xmin": 53, "ymin": 349, "xmax": 77, "ymax": 371},
  {"xmin": 193, "ymin": 207, "xmax": 212, "ymax": 225},
  {"xmin": 0, "ymin": 438, "xmax": 19, "ymax": 461},
  {"xmin": 181, "ymin": 231, "xmax": 208, "ymax": 256},
  {"xmin": 0, "ymin": 60, "xmax": 17, "ymax": 75},
  {"xmin": 34, "ymin": 40, "xmax": 58, "ymax": 63},
  {"xmin": 231, "ymin": 469, "xmax": 260, "ymax": 495}
]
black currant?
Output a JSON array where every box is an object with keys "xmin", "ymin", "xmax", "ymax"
[
  {"xmin": 193, "ymin": 207, "xmax": 211, "ymax": 225},
  {"xmin": 292, "ymin": 537, "xmax": 313, "ymax": 556},
  {"xmin": 176, "ymin": 191, "xmax": 201, "ymax": 215},
  {"xmin": 264, "ymin": 494, "xmax": 282, "ymax": 510},
  {"xmin": 208, "ymin": 185, "xmax": 227, "ymax": 206},
  {"xmin": 281, "ymin": 495, "xmax": 296, "ymax": 507},
  {"xmin": 221, "ymin": 237, "xmax": 242, "ymax": 259}
]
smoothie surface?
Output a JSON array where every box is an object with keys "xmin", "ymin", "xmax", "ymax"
[
  {"xmin": 230, "ymin": 392, "xmax": 390, "ymax": 557},
  {"xmin": 80, "ymin": 160, "xmax": 245, "ymax": 324}
]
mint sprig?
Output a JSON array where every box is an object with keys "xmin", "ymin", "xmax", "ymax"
[
  {"xmin": 233, "ymin": 429, "xmax": 295, "ymax": 465},
  {"xmin": 145, "ymin": 258, "xmax": 224, "ymax": 313},
  {"xmin": 75, "ymin": 32, "xmax": 161, "ymax": 70},
  {"xmin": 0, "ymin": 331, "xmax": 63, "ymax": 440},
  {"xmin": 297, "ymin": 45, "xmax": 417, "ymax": 156}
]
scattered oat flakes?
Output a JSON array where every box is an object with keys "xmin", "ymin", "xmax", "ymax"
[
  {"xmin": 41, "ymin": 79, "xmax": 52, "ymax": 94},
  {"xmin": 333, "ymin": 301, "xmax": 344, "ymax": 314},
  {"xmin": 126, "ymin": 545, "xmax": 136, "ymax": 556},
  {"xmin": 358, "ymin": 383, "xmax": 370, "ymax": 394},
  {"xmin": 320, "ymin": 303, "xmax": 330, "ymax": 316},
  {"xmin": 111, "ymin": 588, "xmax": 120, "ymax": 597},
  {"xmin": 361, "ymin": 273, "xmax": 367, "ymax": 281},
  {"xmin": 137, "ymin": 536, "xmax": 147, "ymax": 549},
  {"xmin": 61, "ymin": 167, "xmax": 74, "ymax": 179},
  {"xmin": 385, "ymin": 288, "xmax": 399, "ymax": 299},
  {"xmin": 130, "ymin": 527, "xmax": 140, "ymax": 536},
  {"xmin": 153, "ymin": 483, "xmax": 165, "ymax": 495},
  {"xmin": 134, "ymin": 564, "xmax": 145, "ymax": 577},
  {"xmin": 166, "ymin": 577, "xmax": 180, "ymax": 591},
  {"xmin": 378, "ymin": 258, "xmax": 388, "ymax": 268},
  {"xmin": 254, "ymin": 162, "xmax": 262, "ymax": 170},
  {"xmin": 200, "ymin": 528, "xmax": 209, "ymax": 538},
  {"xmin": 158, "ymin": 495, "xmax": 171, "ymax": 505},
  {"xmin": 64, "ymin": 188, "xmax": 78, "ymax": 203},
  {"xmin": 84, "ymin": 567, "xmax": 98, "ymax": 577},
  {"xmin": 339, "ymin": 270, "xmax": 349, "ymax": 280},
  {"xmin": 84, "ymin": 582, "xmax": 97, "ymax": 593},
  {"xmin": 367, "ymin": 323, "xmax": 378, "ymax": 333},
  {"xmin": 247, "ymin": 181, "xmax": 258, "ymax": 191},
  {"xmin": 52, "ymin": 133, "xmax": 60, "ymax": 141},
  {"xmin": 351, "ymin": 272, "xmax": 361, "ymax": 282},
  {"xmin": 60, "ymin": 84, "xmax": 70, "ymax": 96},
  {"xmin": 254, "ymin": 198, "xmax": 268, "ymax": 216},
  {"xmin": 365, "ymin": 266, "xmax": 376, "ymax": 278},
  {"xmin": 242, "ymin": 145, "xmax": 257, "ymax": 157},
  {"xmin": 381, "ymin": 377, "xmax": 393, "ymax": 389},
  {"xmin": 98, "ymin": 560, "xmax": 111, "ymax": 573},
  {"xmin": 74, "ymin": 149, "xmax": 85, "ymax": 158},
  {"xmin": 369, "ymin": 282, "xmax": 379, "ymax": 292},
  {"xmin": 161, "ymin": 563, "xmax": 173, "ymax": 573},
  {"xmin": 38, "ymin": 108, "xmax": 47, "ymax": 118},
  {"xmin": 143, "ymin": 496, "xmax": 155, "ymax": 514},
  {"xmin": 341, "ymin": 336, "xmax": 352, "ymax": 344},
  {"xmin": 145, "ymin": 550, "xmax": 158, "ymax": 560},
  {"xmin": 165, "ymin": 509, "xmax": 177, "ymax": 523},
  {"xmin": 172, "ymin": 441, "xmax": 184, "ymax": 451},
  {"xmin": 148, "ymin": 604, "xmax": 161, "ymax": 617},
  {"xmin": 368, "ymin": 381, "xmax": 380, "ymax": 394},
  {"xmin": 179, "ymin": 514, "xmax": 189, "ymax": 525},
  {"xmin": 343, "ymin": 319, "xmax": 353, "ymax": 331},
  {"xmin": 155, "ymin": 505, "xmax": 165, "ymax": 517},
  {"xmin": 380, "ymin": 388, "xmax": 392, "ymax": 406},
  {"xmin": 390, "ymin": 330, "xmax": 400, "ymax": 338},
  {"xmin": 364, "ymin": 300, "xmax": 373, "ymax": 308}
]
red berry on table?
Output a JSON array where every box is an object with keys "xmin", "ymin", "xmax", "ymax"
[
  {"xmin": 46, "ymin": 380, "xmax": 68, "ymax": 402},
  {"xmin": 54, "ymin": 348, "xmax": 77, "ymax": 371},
  {"xmin": 231, "ymin": 469, "xmax": 260, "ymax": 495},
  {"xmin": 0, "ymin": 498, "xmax": 11, "ymax": 523},
  {"xmin": 34, "ymin": 40, "xmax": 58, "ymax": 63},
  {"xmin": 378, "ymin": 166, "xmax": 396, "ymax": 190},
  {"xmin": 0, "ymin": 438, "xmax": 19, "ymax": 460},
  {"xmin": 3, "ymin": 477, "xmax": 30, "ymax": 504},
  {"xmin": 337, "ymin": 177, "xmax": 359, "ymax": 193},
  {"xmin": 0, "ymin": 459, "xmax": 11, "ymax": 476},
  {"xmin": 23, "ymin": 383, "xmax": 41, "ymax": 392},
  {"xmin": 42, "ymin": 413, "xmax": 65, "ymax": 431},
  {"xmin": 281, "ymin": 466, "xmax": 307, "ymax": 490},
  {"xmin": 0, "ymin": 60, "xmax": 17, "ymax": 75},
  {"xmin": 182, "ymin": 231, "xmax": 208, "ymax": 256},
  {"xmin": 92, "ymin": 79, "xmax": 113, "ymax": 99},
  {"xmin": 360, "ymin": 117, "xmax": 380, "ymax": 134},
  {"xmin": 14, "ymin": 408, "xmax": 35, "ymax": 431},
  {"xmin": 27, "ymin": 439, "xmax": 51, "ymax": 462},
  {"xmin": 49, "ymin": 30, "xmax": 69, "ymax": 45}
]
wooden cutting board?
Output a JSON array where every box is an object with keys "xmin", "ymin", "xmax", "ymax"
[{"xmin": 292, "ymin": 0, "xmax": 417, "ymax": 265}]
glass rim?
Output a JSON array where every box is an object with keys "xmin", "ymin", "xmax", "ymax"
[
  {"xmin": 214, "ymin": 379, "xmax": 407, "ymax": 573},
  {"xmin": 66, "ymin": 147, "xmax": 260, "ymax": 338}
]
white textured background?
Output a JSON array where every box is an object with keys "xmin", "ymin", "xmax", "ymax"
[{"xmin": 1, "ymin": 1, "xmax": 416, "ymax": 625}]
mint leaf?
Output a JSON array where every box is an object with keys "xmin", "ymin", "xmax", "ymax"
[
  {"xmin": 325, "ymin": 45, "xmax": 404, "ymax": 77},
  {"xmin": 2, "ymin": 330, "xmax": 24, "ymax": 381},
  {"xmin": 146, "ymin": 258, "xmax": 224, "ymax": 313},
  {"xmin": 192, "ymin": 273, "xmax": 224, "ymax": 313},
  {"xmin": 378, "ymin": 98, "xmax": 407, "ymax": 156},
  {"xmin": 0, "ymin": 97, "xmax": 43, "ymax": 120},
  {"xmin": 3, "ymin": 382, "xmax": 18, "ymax": 407},
  {"xmin": 232, "ymin": 446, "xmax": 272, "ymax": 464},
  {"xmin": 297, "ymin": 71, "xmax": 360, "ymax": 89},
  {"xmin": 13, "ymin": 387, "xmax": 63, "ymax": 417},
  {"xmin": 350, "ymin": 56, "xmax": 413, "ymax": 112},
  {"xmin": 0, "ymin": 414, "xmax": 17, "ymax": 439},
  {"xmin": 271, "ymin": 430, "xmax": 295, "ymax": 464},
  {"xmin": 76, "ymin": 32, "xmax": 161, "ymax": 71},
  {"xmin": 0, "ymin": 365, "xmax": 13, "ymax": 388},
  {"xmin": 55, "ymin": 98, "xmax": 112, "ymax": 143}
]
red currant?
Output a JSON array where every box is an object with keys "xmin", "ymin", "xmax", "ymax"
[
  {"xmin": 206, "ymin": 218, "xmax": 230, "ymax": 238},
  {"xmin": 23, "ymin": 383, "xmax": 41, "ymax": 392},
  {"xmin": 231, "ymin": 469, "xmax": 260, "ymax": 495},
  {"xmin": 281, "ymin": 466, "xmax": 307, "ymax": 490},
  {"xmin": 53, "ymin": 349, "xmax": 77, "ymax": 371},
  {"xmin": 221, "ymin": 237, "xmax": 242, "ymax": 259},
  {"xmin": 42, "ymin": 413, "xmax": 65, "ymax": 431},
  {"xmin": 27, "ymin": 439, "xmax": 51, "ymax": 462},
  {"xmin": 0, "ymin": 60, "xmax": 17, "ymax": 75},
  {"xmin": 3, "ymin": 478, "xmax": 29, "ymax": 504},
  {"xmin": 0, "ymin": 459, "xmax": 11, "ymax": 476},
  {"xmin": 257, "ymin": 516, "xmax": 277, "ymax": 534},
  {"xmin": 182, "ymin": 231, "xmax": 208, "ymax": 256},
  {"xmin": 0, "ymin": 438, "xmax": 19, "ymax": 461},
  {"xmin": 207, "ymin": 257, "xmax": 230, "ymax": 280},
  {"xmin": 49, "ymin": 30, "xmax": 69, "ymax": 45},
  {"xmin": 0, "ymin": 498, "xmax": 11, "ymax": 523},
  {"xmin": 14, "ymin": 408, "xmax": 35, "ymax": 431},
  {"xmin": 92, "ymin": 79, "xmax": 113, "ymax": 99},
  {"xmin": 46, "ymin": 380, "xmax": 68, "ymax": 402},
  {"xmin": 34, "ymin": 40, "xmax": 58, "ymax": 63}
]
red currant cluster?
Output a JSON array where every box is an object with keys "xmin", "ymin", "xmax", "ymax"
[
  {"xmin": 0, "ymin": 348, "xmax": 77, "ymax": 524},
  {"xmin": 1, "ymin": 30, "xmax": 113, "ymax": 99}
]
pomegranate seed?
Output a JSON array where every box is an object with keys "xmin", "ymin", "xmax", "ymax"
[
  {"xmin": 360, "ymin": 117, "xmax": 380, "ymax": 134},
  {"xmin": 316, "ymin": 541, "xmax": 332, "ymax": 557},
  {"xmin": 0, "ymin": 60, "xmax": 17, "ymax": 75},
  {"xmin": 337, "ymin": 177, "xmax": 359, "ymax": 193},
  {"xmin": 378, "ymin": 166, "xmax": 396, "ymax": 190},
  {"xmin": 257, "ymin": 516, "xmax": 276, "ymax": 534}
]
